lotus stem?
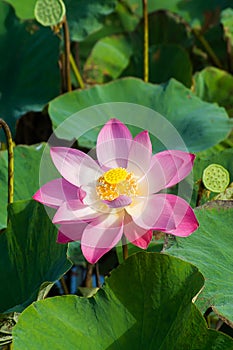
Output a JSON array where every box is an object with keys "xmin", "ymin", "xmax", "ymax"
[
  {"xmin": 143, "ymin": 0, "xmax": 149, "ymax": 82},
  {"xmin": 121, "ymin": 235, "xmax": 128, "ymax": 260},
  {"xmin": 0, "ymin": 119, "xmax": 14, "ymax": 205},
  {"xmin": 69, "ymin": 53, "xmax": 85, "ymax": 89},
  {"xmin": 196, "ymin": 179, "xmax": 205, "ymax": 207},
  {"xmin": 84, "ymin": 263, "xmax": 94, "ymax": 288},
  {"xmin": 62, "ymin": 16, "xmax": 72, "ymax": 92},
  {"xmin": 95, "ymin": 262, "xmax": 101, "ymax": 288},
  {"xmin": 60, "ymin": 276, "xmax": 69, "ymax": 294}
]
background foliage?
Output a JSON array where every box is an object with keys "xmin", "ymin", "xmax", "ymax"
[{"xmin": 0, "ymin": 0, "xmax": 232, "ymax": 348}]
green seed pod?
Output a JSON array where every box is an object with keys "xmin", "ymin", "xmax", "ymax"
[
  {"xmin": 34, "ymin": 0, "xmax": 66, "ymax": 27},
  {"xmin": 202, "ymin": 164, "xmax": 230, "ymax": 193},
  {"xmin": 214, "ymin": 183, "xmax": 233, "ymax": 200}
]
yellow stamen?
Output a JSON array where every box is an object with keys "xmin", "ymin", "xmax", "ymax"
[{"xmin": 96, "ymin": 167, "xmax": 138, "ymax": 201}]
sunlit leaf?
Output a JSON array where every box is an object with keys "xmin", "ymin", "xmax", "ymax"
[
  {"xmin": 13, "ymin": 253, "xmax": 233, "ymax": 349},
  {"xmin": 48, "ymin": 77, "xmax": 231, "ymax": 152}
]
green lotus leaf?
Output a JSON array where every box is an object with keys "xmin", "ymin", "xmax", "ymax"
[
  {"xmin": 0, "ymin": 200, "xmax": 72, "ymax": 313},
  {"xmin": 166, "ymin": 203, "xmax": 233, "ymax": 326},
  {"xmin": 13, "ymin": 253, "xmax": 233, "ymax": 349},
  {"xmin": 83, "ymin": 35, "xmax": 133, "ymax": 83},
  {"xmin": 48, "ymin": 77, "xmax": 231, "ymax": 152},
  {"xmin": 0, "ymin": 144, "xmax": 47, "ymax": 229},
  {"xmin": 0, "ymin": 2, "xmax": 60, "ymax": 135},
  {"xmin": 194, "ymin": 67, "xmax": 233, "ymax": 117}
]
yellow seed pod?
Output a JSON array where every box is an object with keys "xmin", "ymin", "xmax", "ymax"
[
  {"xmin": 104, "ymin": 168, "xmax": 128, "ymax": 184},
  {"xmin": 202, "ymin": 164, "xmax": 230, "ymax": 193}
]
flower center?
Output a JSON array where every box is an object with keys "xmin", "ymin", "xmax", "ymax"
[
  {"xmin": 96, "ymin": 167, "xmax": 138, "ymax": 201},
  {"xmin": 104, "ymin": 167, "xmax": 128, "ymax": 184}
]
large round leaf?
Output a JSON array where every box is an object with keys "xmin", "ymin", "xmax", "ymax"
[
  {"xmin": 13, "ymin": 253, "xmax": 233, "ymax": 349},
  {"xmin": 0, "ymin": 200, "xmax": 72, "ymax": 313},
  {"xmin": 0, "ymin": 2, "xmax": 60, "ymax": 135},
  {"xmin": 48, "ymin": 77, "xmax": 231, "ymax": 152},
  {"xmin": 166, "ymin": 202, "xmax": 233, "ymax": 326},
  {"xmin": 0, "ymin": 144, "xmax": 48, "ymax": 229}
]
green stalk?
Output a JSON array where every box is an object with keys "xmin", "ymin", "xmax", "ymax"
[
  {"xmin": 143, "ymin": 0, "xmax": 149, "ymax": 82},
  {"xmin": 0, "ymin": 119, "xmax": 14, "ymax": 205},
  {"xmin": 121, "ymin": 235, "xmax": 128, "ymax": 260},
  {"xmin": 60, "ymin": 276, "xmax": 69, "ymax": 294},
  {"xmin": 69, "ymin": 53, "xmax": 85, "ymax": 89},
  {"xmin": 95, "ymin": 262, "xmax": 101, "ymax": 288},
  {"xmin": 84, "ymin": 263, "xmax": 94, "ymax": 288},
  {"xmin": 62, "ymin": 16, "xmax": 72, "ymax": 92},
  {"xmin": 196, "ymin": 179, "xmax": 205, "ymax": 207}
]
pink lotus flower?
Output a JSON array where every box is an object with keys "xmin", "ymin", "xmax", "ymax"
[{"xmin": 33, "ymin": 118, "xmax": 198, "ymax": 263}]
